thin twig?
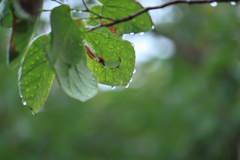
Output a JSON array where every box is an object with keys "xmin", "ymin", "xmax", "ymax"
[
  {"xmin": 51, "ymin": 0, "xmax": 63, "ymax": 5},
  {"xmin": 82, "ymin": 0, "xmax": 89, "ymax": 10},
  {"xmin": 86, "ymin": 0, "xmax": 238, "ymax": 32},
  {"xmin": 81, "ymin": 0, "xmax": 116, "ymax": 21}
]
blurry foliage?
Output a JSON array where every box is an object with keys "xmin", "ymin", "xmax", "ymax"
[{"xmin": 0, "ymin": 1, "xmax": 240, "ymax": 160}]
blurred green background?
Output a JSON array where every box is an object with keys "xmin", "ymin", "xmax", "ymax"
[{"xmin": 1, "ymin": 1, "xmax": 240, "ymax": 159}]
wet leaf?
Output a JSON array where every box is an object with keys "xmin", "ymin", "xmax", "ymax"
[
  {"xmin": 85, "ymin": 27, "xmax": 135, "ymax": 86},
  {"xmin": 18, "ymin": 35, "xmax": 55, "ymax": 114},
  {"xmin": 0, "ymin": 0, "xmax": 13, "ymax": 28},
  {"xmin": 7, "ymin": 0, "xmax": 43, "ymax": 68},
  {"xmin": 87, "ymin": 0, "xmax": 153, "ymax": 35},
  {"xmin": 48, "ymin": 5, "xmax": 98, "ymax": 101}
]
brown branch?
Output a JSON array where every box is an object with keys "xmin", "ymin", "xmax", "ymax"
[{"xmin": 86, "ymin": 0, "xmax": 238, "ymax": 32}]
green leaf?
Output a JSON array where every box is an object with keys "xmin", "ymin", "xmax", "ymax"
[
  {"xmin": 48, "ymin": 5, "xmax": 98, "ymax": 101},
  {"xmin": 50, "ymin": 5, "xmax": 85, "ymax": 65},
  {"xmin": 0, "ymin": 0, "xmax": 13, "ymax": 28},
  {"xmin": 87, "ymin": 0, "xmax": 153, "ymax": 35},
  {"xmin": 8, "ymin": 19, "xmax": 36, "ymax": 68},
  {"xmin": 18, "ymin": 35, "xmax": 55, "ymax": 114},
  {"xmin": 7, "ymin": 0, "xmax": 43, "ymax": 68},
  {"xmin": 85, "ymin": 27, "xmax": 135, "ymax": 86}
]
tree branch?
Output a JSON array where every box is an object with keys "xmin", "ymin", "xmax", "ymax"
[{"xmin": 86, "ymin": 0, "xmax": 238, "ymax": 32}]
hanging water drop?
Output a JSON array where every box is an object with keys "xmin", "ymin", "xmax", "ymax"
[
  {"xmin": 230, "ymin": 1, "xmax": 236, "ymax": 5},
  {"xmin": 19, "ymin": 90, "xmax": 23, "ymax": 98},
  {"xmin": 22, "ymin": 100, "xmax": 27, "ymax": 106},
  {"xmin": 125, "ymin": 83, "xmax": 130, "ymax": 88},
  {"xmin": 139, "ymin": 32, "xmax": 144, "ymax": 36},
  {"xmin": 31, "ymin": 110, "xmax": 36, "ymax": 115},
  {"xmin": 129, "ymin": 78, "xmax": 133, "ymax": 83},
  {"xmin": 133, "ymin": 68, "xmax": 136, "ymax": 74},
  {"xmin": 152, "ymin": 25, "xmax": 155, "ymax": 29},
  {"xmin": 130, "ymin": 32, "xmax": 135, "ymax": 36},
  {"xmin": 210, "ymin": 2, "xmax": 218, "ymax": 7},
  {"xmin": 111, "ymin": 86, "xmax": 116, "ymax": 89}
]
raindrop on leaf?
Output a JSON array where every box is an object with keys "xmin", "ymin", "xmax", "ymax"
[
  {"xmin": 125, "ymin": 83, "xmax": 130, "ymax": 88},
  {"xmin": 22, "ymin": 100, "xmax": 27, "ymax": 106},
  {"xmin": 230, "ymin": 1, "xmax": 236, "ymax": 5},
  {"xmin": 133, "ymin": 68, "xmax": 136, "ymax": 74},
  {"xmin": 139, "ymin": 32, "xmax": 144, "ymax": 36},
  {"xmin": 111, "ymin": 86, "xmax": 116, "ymax": 89},
  {"xmin": 130, "ymin": 32, "xmax": 135, "ymax": 36}
]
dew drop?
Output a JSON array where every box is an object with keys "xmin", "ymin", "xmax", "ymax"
[
  {"xmin": 31, "ymin": 110, "xmax": 36, "ymax": 115},
  {"xmin": 19, "ymin": 90, "xmax": 23, "ymax": 98},
  {"xmin": 129, "ymin": 78, "xmax": 133, "ymax": 83},
  {"xmin": 210, "ymin": 2, "xmax": 218, "ymax": 7},
  {"xmin": 95, "ymin": 39, "xmax": 100, "ymax": 44},
  {"xmin": 139, "ymin": 32, "xmax": 144, "ymax": 36},
  {"xmin": 152, "ymin": 25, "xmax": 155, "ymax": 29},
  {"xmin": 107, "ymin": 45, "xmax": 114, "ymax": 48},
  {"xmin": 132, "ymin": 18, "xmax": 137, "ymax": 22},
  {"xmin": 230, "ymin": 1, "xmax": 236, "ymax": 5},
  {"xmin": 111, "ymin": 86, "xmax": 116, "ymax": 89},
  {"xmin": 133, "ymin": 68, "xmax": 136, "ymax": 74},
  {"xmin": 25, "ymin": 88, "xmax": 30, "ymax": 92},
  {"xmin": 130, "ymin": 32, "xmax": 135, "ymax": 36},
  {"xmin": 125, "ymin": 83, "xmax": 130, "ymax": 88},
  {"xmin": 139, "ymin": 21, "xmax": 145, "ymax": 25},
  {"xmin": 22, "ymin": 100, "xmax": 27, "ymax": 106}
]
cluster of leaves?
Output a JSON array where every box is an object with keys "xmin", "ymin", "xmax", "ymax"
[{"xmin": 0, "ymin": 0, "xmax": 153, "ymax": 113}]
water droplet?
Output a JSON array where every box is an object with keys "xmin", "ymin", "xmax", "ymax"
[
  {"xmin": 19, "ymin": 90, "xmax": 23, "ymax": 98},
  {"xmin": 95, "ymin": 39, "xmax": 100, "ymax": 44},
  {"xmin": 129, "ymin": 78, "xmax": 133, "ymax": 82},
  {"xmin": 31, "ymin": 110, "xmax": 36, "ymax": 115},
  {"xmin": 139, "ymin": 32, "xmax": 144, "ymax": 36},
  {"xmin": 131, "ymin": 43, "xmax": 135, "ymax": 47},
  {"xmin": 230, "ymin": 1, "xmax": 236, "ymax": 5},
  {"xmin": 133, "ymin": 68, "xmax": 136, "ymax": 74},
  {"xmin": 152, "ymin": 25, "xmax": 155, "ymax": 29},
  {"xmin": 139, "ymin": 21, "xmax": 144, "ymax": 25},
  {"xmin": 107, "ymin": 45, "xmax": 114, "ymax": 48},
  {"xmin": 25, "ymin": 88, "xmax": 30, "ymax": 92},
  {"xmin": 111, "ymin": 86, "xmax": 116, "ymax": 89},
  {"xmin": 125, "ymin": 83, "xmax": 130, "ymax": 88},
  {"xmin": 210, "ymin": 2, "xmax": 218, "ymax": 7},
  {"xmin": 130, "ymin": 32, "xmax": 135, "ymax": 36},
  {"xmin": 22, "ymin": 100, "xmax": 27, "ymax": 105},
  {"xmin": 132, "ymin": 18, "xmax": 137, "ymax": 22}
]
